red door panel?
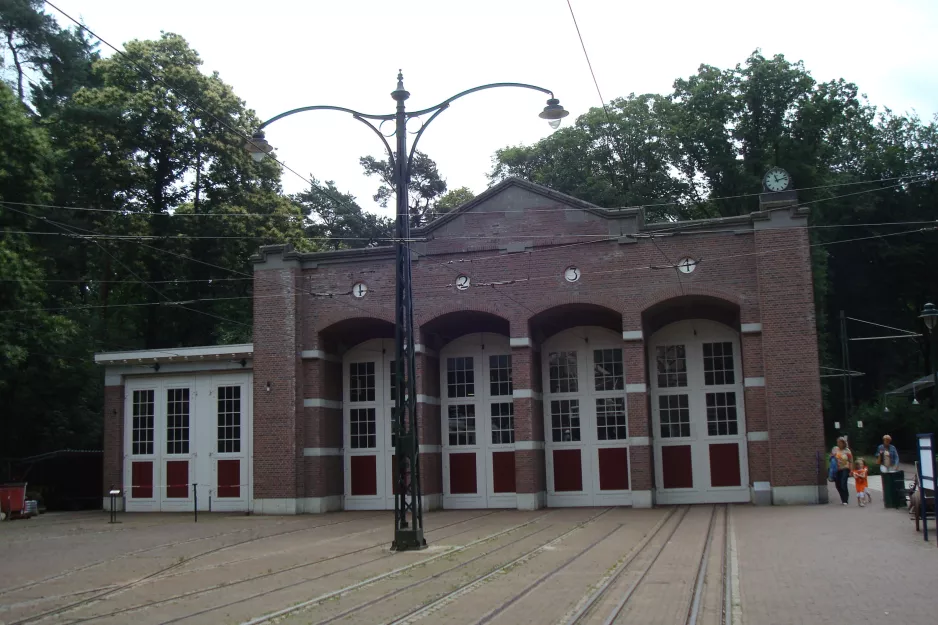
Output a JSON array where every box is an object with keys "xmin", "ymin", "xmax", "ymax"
[
  {"xmin": 492, "ymin": 451, "xmax": 516, "ymax": 493},
  {"xmin": 131, "ymin": 461, "xmax": 153, "ymax": 499},
  {"xmin": 552, "ymin": 449, "xmax": 583, "ymax": 492},
  {"xmin": 217, "ymin": 459, "xmax": 241, "ymax": 498},
  {"xmin": 709, "ymin": 443, "xmax": 742, "ymax": 487},
  {"xmin": 166, "ymin": 461, "xmax": 189, "ymax": 498},
  {"xmin": 661, "ymin": 445, "xmax": 693, "ymax": 489},
  {"xmin": 351, "ymin": 455, "xmax": 378, "ymax": 496},
  {"xmin": 449, "ymin": 453, "xmax": 477, "ymax": 494},
  {"xmin": 598, "ymin": 447, "xmax": 629, "ymax": 491}
]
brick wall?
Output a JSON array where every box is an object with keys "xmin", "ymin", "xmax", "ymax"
[
  {"xmin": 252, "ymin": 265, "xmax": 302, "ymax": 500},
  {"xmin": 102, "ymin": 385, "xmax": 124, "ymax": 495},
  {"xmin": 755, "ymin": 225, "xmax": 825, "ymax": 488},
  {"xmin": 251, "ymin": 181, "xmax": 825, "ymax": 506}
]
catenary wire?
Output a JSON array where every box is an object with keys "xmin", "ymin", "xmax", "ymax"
[
  {"xmin": 6, "ymin": 225, "xmax": 932, "ymax": 317},
  {"xmin": 1, "ymin": 174, "xmax": 931, "ymax": 220}
]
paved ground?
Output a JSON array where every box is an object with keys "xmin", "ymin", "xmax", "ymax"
[{"xmin": 0, "ymin": 491, "xmax": 933, "ymax": 625}]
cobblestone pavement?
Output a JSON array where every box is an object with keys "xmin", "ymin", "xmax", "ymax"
[{"xmin": 1, "ymin": 495, "xmax": 934, "ymax": 625}]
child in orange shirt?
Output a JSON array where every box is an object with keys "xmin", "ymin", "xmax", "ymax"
[{"xmin": 852, "ymin": 459, "xmax": 871, "ymax": 506}]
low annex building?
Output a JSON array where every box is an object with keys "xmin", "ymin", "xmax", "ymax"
[{"xmin": 96, "ymin": 177, "xmax": 827, "ymax": 513}]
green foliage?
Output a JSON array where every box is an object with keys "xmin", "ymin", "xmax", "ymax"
[
  {"xmin": 294, "ymin": 179, "xmax": 393, "ymax": 250},
  {"xmin": 840, "ymin": 400, "xmax": 938, "ymax": 456},
  {"xmin": 360, "ymin": 151, "xmax": 449, "ymax": 227},
  {"xmin": 434, "ymin": 186, "xmax": 475, "ymax": 213}
]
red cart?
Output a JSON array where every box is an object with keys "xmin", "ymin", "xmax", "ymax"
[{"xmin": 0, "ymin": 482, "xmax": 28, "ymax": 519}]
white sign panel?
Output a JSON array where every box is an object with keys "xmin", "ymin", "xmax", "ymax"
[{"xmin": 918, "ymin": 434, "xmax": 935, "ymax": 491}]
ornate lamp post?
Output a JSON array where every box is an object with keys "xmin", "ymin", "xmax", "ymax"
[
  {"xmin": 921, "ymin": 302, "xmax": 938, "ymax": 408},
  {"xmin": 246, "ymin": 73, "xmax": 568, "ymax": 551}
]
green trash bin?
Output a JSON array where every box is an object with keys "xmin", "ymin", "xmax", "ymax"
[{"xmin": 880, "ymin": 470, "xmax": 905, "ymax": 509}]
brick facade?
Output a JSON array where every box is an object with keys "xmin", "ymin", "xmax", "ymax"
[{"xmin": 244, "ymin": 177, "xmax": 826, "ymax": 510}]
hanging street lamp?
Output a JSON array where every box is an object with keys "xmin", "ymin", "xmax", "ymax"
[
  {"xmin": 921, "ymin": 302, "xmax": 938, "ymax": 409},
  {"xmin": 245, "ymin": 73, "xmax": 568, "ymax": 551}
]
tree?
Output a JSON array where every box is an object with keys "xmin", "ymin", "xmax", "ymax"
[
  {"xmin": 434, "ymin": 186, "xmax": 475, "ymax": 213},
  {"xmin": 360, "ymin": 150, "xmax": 448, "ymax": 227},
  {"xmin": 294, "ymin": 179, "xmax": 393, "ymax": 250}
]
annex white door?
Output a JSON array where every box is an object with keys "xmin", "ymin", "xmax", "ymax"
[
  {"xmin": 649, "ymin": 320, "xmax": 750, "ymax": 504},
  {"xmin": 124, "ymin": 373, "xmax": 252, "ymax": 512},
  {"xmin": 209, "ymin": 374, "xmax": 252, "ymax": 511},
  {"xmin": 343, "ymin": 339, "xmax": 395, "ymax": 510},
  {"xmin": 441, "ymin": 334, "xmax": 516, "ymax": 509},
  {"xmin": 542, "ymin": 327, "xmax": 632, "ymax": 507}
]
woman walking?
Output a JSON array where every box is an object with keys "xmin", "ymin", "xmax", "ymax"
[{"xmin": 831, "ymin": 437, "xmax": 854, "ymax": 505}]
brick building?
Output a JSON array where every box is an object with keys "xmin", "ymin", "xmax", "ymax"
[{"xmin": 96, "ymin": 177, "xmax": 827, "ymax": 513}]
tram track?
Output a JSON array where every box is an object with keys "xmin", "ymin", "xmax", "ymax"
[
  {"xmin": 562, "ymin": 504, "xmax": 729, "ymax": 625},
  {"xmin": 382, "ymin": 508, "xmax": 616, "ymax": 625},
  {"xmin": 8, "ymin": 510, "xmax": 513, "ymax": 625},
  {"xmin": 0, "ymin": 512, "xmax": 387, "ymax": 599}
]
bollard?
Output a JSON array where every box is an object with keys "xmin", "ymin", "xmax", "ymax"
[
  {"xmin": 193, "ymin": 483, "xmax": 198, "ymax": 523},
  {"xmin": 208, "ymin": 489, "xmax": 212, "ymax": 513},
  {"xmin": 108, "ymin": 488, "xmax": 120, "ymax": 523}
]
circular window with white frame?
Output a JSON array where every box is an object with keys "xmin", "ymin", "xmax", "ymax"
[
  {"xmin": 564, "ymin": 266, "xmax": 581, "ymax": 283},
  {"xmin": 455, "ymin": 275, "xmax": 470, "ymax": 291},
  {"xmin": 676, "ymin": 257, "xmax": 698, "ymax": 274},
  {"xmin": 352, "ymin": 282, "xmax": 368, "ymax": 298}
]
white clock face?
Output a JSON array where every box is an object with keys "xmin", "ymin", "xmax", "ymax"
[
  {"xmin": 455, "ymin": 275, "xmax": 470, "ymax": 291},
  {"xmin": 352, "ymin": 282, "xmax": 367, "ymax": 298},
  {"xmin": 764, "ymin": 168, "xmax": 791, "ymax": 192},
  {"xmin": 564, "ymin": 266, "xmax": 581, "ymax": 283},
  {"xmin": 677, "ymin": 257, "xmax": 697, "ymax": 274}
]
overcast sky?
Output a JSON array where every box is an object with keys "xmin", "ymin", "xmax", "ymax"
[{"xmin": 47, "ymin": 0, "xmax": 938, "ymax": 217}]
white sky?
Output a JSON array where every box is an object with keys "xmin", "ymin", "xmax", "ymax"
[{"xmin": 48, "ymin": 0, "xmax": 938, "ymax": 217}]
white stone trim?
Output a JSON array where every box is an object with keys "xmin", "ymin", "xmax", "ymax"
[
  {"xmin": 422, "ymin": 493, "xmax": 443, "ymax": 511},
  {"xmin": 416, "ymin": 394, "xmax": 440, "ymax": 405},
  {"xmin": 252, "ymin": 498, "xmax": 298, "ymax": 515},
  {"xmin": 744, "ymin": 377, "xmax": 766, "ymax": 388},
  {"xmin": 510, "ymin": 337, "xmax": 532, "ymax": 347},
  {"xmin": 303, "ymin": 398, "xmax": 342, "ymax": 409},
  {"xmin": 741, "ymin": 323, "xmax": 762, "ymax": 334},
  {"xmin": 104, "ymin": 359, "xmax": 251, "ymax": 385},
  {"xmin": 298, "ymin": 495, "xmax": 342, "ymax": 513},
  {"xmin": 300, "ymin": 350, "xmax": 340, "ymax": 362},
  {"xmin": 512, "ymin": 389, "xmax": 543, "ymax": 400},
  {"xmin": 631, "ymin": 490, "xmax": 653, "ymax": 508},
  {"xmin": 772, "ymin": 485, "xmax": 828, "ymax": 505},
  {"xmin": 302, "ymin": 447, "xmax": 343, "ymax": 457},
  {"xmin": 625, "ymin": 383, "xmax": 647, "ymax": 393},
  {"xmin": 628, "ymin": 436, "xmax": 650, "ymax": 446},
  {"xmin": 419, "ymin": 445, "xmax": 442, "ymax": 453},
  {"xmin": 746, "ymin": 431, "xmax": 769, "ymax": 442},
  {"xmin": 622, "ymin": 330, "xmax": 643, "ymax": 341},
  {"xmin": 95, "ymin": 343, "xmax": 253, "ymax": 364},
  {"xmin": 515, "ymin": 440, "xmax": 545, "ymax": 451},
  {"xmin": 414, "ymin": 343, "xmax": 437, "ymax": 357},
  {"xmin": 516, "ymin": 491, "xmax": 546, "ymax": 510}
]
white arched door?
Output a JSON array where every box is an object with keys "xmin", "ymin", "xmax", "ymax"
[
  {"xmin": 440, "ymin": 333, "xmax": 516, "ymax": 509},
  {"xmin": 649, "ymin": 320, "xmax": 750, "ymax": 504},
  {"xmin": 542, "ymin": 327, "xmax": 632, "ymax": 507},
  {"xmin": 343, "ymin": 339, "xmax": 396, "ymax": 510}
]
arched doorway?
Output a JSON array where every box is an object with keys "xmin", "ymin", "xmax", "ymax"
[
  {"xmin": 648, "ymin": 319, "xmax": 750, "ymax": 504},
  {"xmin": 439, "ymin": 332, "xmax": 516, "ymax": 508},
  {"xmin": 342, "ymin": 338, "xmax": 396, "ymax": 510},
  {"xmin": 541, "ymin": 326, "xmax": 632, "ymax": 507}
]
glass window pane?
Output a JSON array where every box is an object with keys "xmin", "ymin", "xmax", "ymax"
[
  {"xmin": 550, "ymin": 399, "xmax": 580, "ymax": 442},
  {"xmin": 548, "ymin": 351, "xmax": 579, "ymax": 394},
  {"xmin": 656, "ymin": 345, "xmax": 687, "ymax": 388},
  {"xmin": 704, "ymin": 391, "xmax": 738, "ymax": 437},
  {"xmin": 703, "ymin": 342, "xmax": 735, "ymax": 386}
]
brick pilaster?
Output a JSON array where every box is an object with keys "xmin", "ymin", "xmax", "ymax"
[
  {"xmin": 755, "ymin": 219, "xmax": 825, "ymax": 492},
  {"xmin": 623, "ymin": 339, "xmax": 652, "ymax": 493},
  {"xmin": 103, "ymin": 384, "xmax": 124, "ymax": 498},
  {"xmin": 512, "ymin": 342, "xmax": 545, "ymax": 507}
]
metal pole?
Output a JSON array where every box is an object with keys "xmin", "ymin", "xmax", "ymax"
[
  {"xmin": 391, "ymin": 72, "xmax": 424, "ymax": 552},
  {"xmin": 193, "ymin": 483, "xmax": 198, "ymax": 523},
  {"xmin": 839, "ymin": 311, "xmax": 853, "ymax": 434}
]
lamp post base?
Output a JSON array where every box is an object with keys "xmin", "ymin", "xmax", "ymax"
[{"xmin": 392, "ymin": 528, "xmax": 427, "ymax": 552}]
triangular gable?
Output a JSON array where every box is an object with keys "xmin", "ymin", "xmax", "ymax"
[{"xmin": 414, "ymin": 177, "xmax": 605, "ymax": 236}]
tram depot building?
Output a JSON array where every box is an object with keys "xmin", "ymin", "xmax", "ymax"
[{"xmin": 96, "ymin": 177, "xmax": 827, "ymax": 513}]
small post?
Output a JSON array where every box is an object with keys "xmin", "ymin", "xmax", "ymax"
[
  {"xmin": 208, "ymin": 489, "xmax": 212, "ymax": 513},
  {"xmin": 108, "ymin": 487, "xmax": 120, "ymax": 524},
  {"xmin": 193, "ymin": 483, "xmax": 198, "ymax": 523}
]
